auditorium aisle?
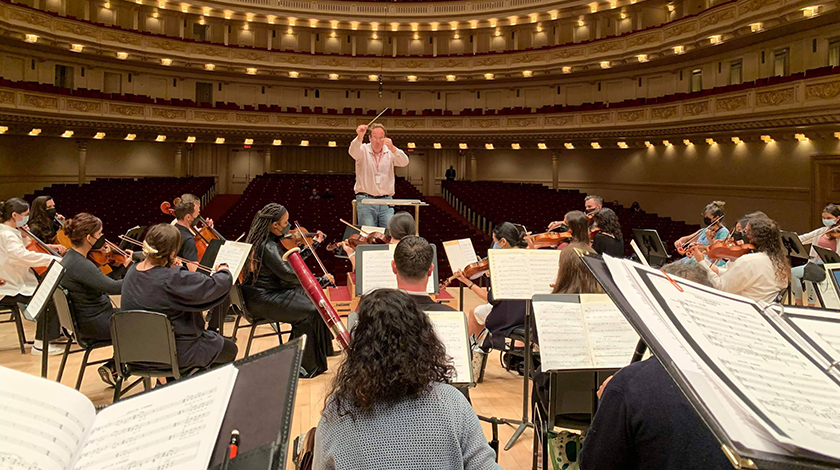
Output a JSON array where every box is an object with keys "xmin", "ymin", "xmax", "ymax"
[{"xmin": 0, "ymin": 287, "xmax": 532, "ymax": 470}]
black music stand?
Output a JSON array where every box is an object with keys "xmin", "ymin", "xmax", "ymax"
[
  {"xmin": 814, "ymin": 246, "xmax": 840, "ymax": 265},
  {"xmin": 632, "ymin": 229, "xmax": 670, "ymax": 267},
  {"xmin": 780, "ymin": 231, "xmax": 810, "ymax": 268},
  {"xmin": 119, "ymin": 226, "xmax": 146, "ymax": 251}
]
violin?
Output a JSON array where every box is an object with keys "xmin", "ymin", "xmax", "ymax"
[
  {"xmin": 161, "ymin": 198, "xmax": 226, "ymax": 261},
  {"xmin": 705, "ymin": 239, "xmax": 754, "ymax": 261},
  {"xmin": 87, "ymin": 240, "xmax": 131, "ymax": 272},
  {"xmin": 440, "ymin": 258, "xmax": 490, "ymax": 288},
  {"xmin": 589, "ymin": 226, "xmax": 600, "ymax": 242},
  {"xmin": 326, "ymin": 220, "xmax": 390, "ymax": 255},
  {"xmin": 19, "ymin": 226, "xmax": 61, "ymax": 276},
  {"xmin": 281, "ymin": 225, "xmax": 320, "ymax": 251},
  {"xmin": 677, "ymin": 214, "xmax": 724, "ymax": 255},
  {"xmin": 527, "ymin": 231, "xmax": 573, "ymax": 249}
]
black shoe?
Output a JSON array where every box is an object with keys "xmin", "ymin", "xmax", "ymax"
[
  {"xmin": 224, "ymin": 315, "xmax": 236, "ymax": 322},
  {"xmin": 98, "ymin": 364, "xmax": 117, "ymax": 387}
]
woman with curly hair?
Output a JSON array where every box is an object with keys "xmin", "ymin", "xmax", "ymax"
[
  {"xmin": 693, "ymin": 214, "xmax": 789, "ymax": 303},
  {"xmin": 591, "ymin": 208, "xmax": 624, "ymax": 258},
  {"xmin": 314, "ymin": 289, "xmax": 500, "ymax": 470}
]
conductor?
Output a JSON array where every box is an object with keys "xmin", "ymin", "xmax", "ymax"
[{"xmin": 349, "ymin": 123, "xmax": 409, "ymax": 228}]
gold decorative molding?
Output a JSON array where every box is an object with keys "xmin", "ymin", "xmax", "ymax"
[
  {"xmin": 738, "ymin": 0, "xmax": 781, "ymax": 15},
  {"xmin": 403, "ymin": 59, "xmax": 428, "ymax": 69},
  {"xmin": 617, "ymin": 109, "xmax": 646, "ymax": 122},
  {"xmin": 192, "ymin": 45, "xmax": 229, "ymax": 57},
  {"xmin": 316, "ymin": 56, "xmax": 346, "ymax": 67},
  {"xmin": 507, "ymin": 117, "xmax": 539, "ymax": 127},
  {"xmin": 55, "ymin": 21, "xmax": 97, "ymax": 37},
  {"xmin": 194, "ymin": 110, "xmax": 230, "ymax": 121},
  {"xmin": 316, "ymin": 117, "xmax": 348, "ymax": 127},
  {"xmin": 474, "ymin": 56, "xmax": 507, "ymax": 67},
  {"xmin": 805, "ymin": 80, "xmax": 840, "ymax": 101},
  {"xmin": 581, "ymin": 113, "xmax": 612, "ymax": 124},
  {"xmin": 236, "ymin": 113, "xmax": 270, "ymax": 124},
  {"xmin": 22, "ymin": 94, "xmax": 58, "ymax": 109},
  {"xmin": 715, "ymin": 94, "xmax": 748, "ymax": 111},
  {"xmin": 393, "ymin": 118, "xmax": 423, "ymax": 128},
  {"xmin": 683, "ymin": 101, "xmax": 710, "ymax": 116},
  {"xmin": 235, "ymin": 50, "xmax": 272, "ymax": 62},
  {"xmin": 549, "ymin": 47, "xmax": 585, "ymax": 60},
  {"xmin": 432, "ymin": 119, "xmax": 462, "ymax": 128},
  {"xmin": 470, "ymin": 118, "xmax": 501, "ymax": 128},
  {"xmin": 590, "ymin": 40, "xmax": 622, "ymax": 54},
  {"xmin": 699, "ymin": 6, "xmax": 735, "ymax": 27},
  {"xmin": 66, "ymin": 100, "xmax": 102, "ymax": 113},
  {"xmin": 0, "ymin": 91, "xmax": 15, "ymax": 105},
  {"xmin": 663, "ymin": 21, "xmax": 697, "ymax": 39},
  {"xmin": 101, "ymin": 30, "xmax": 142, "ymax": 46},
  {"xmin": 149, "ymin": 38, "xmax": 187, "ymax": 52},
  {"xmin": 651, "ymin": 106, "xmax": 677, "ymax": 119},
  {"xmin": 151, "ymin": 107, "xmax": 187, "ymax": 119},
  {"xmin": 756, "ymin": 87, "xmax": 795, "ymax": 106},
  {"xmin": 277, "ymin": 116, "xmax": 311, "ymax": 125},
  {"xmin": 518, "ymin": 53, "xmax": 545, "ymax": 64},
  {"xmin": 545, "ymin": 116, "xmax": 575, "ymax": 126},
  {"xmin": 108, "ymin": 104, "xmax": 144, "ymax": 116},
  {"xmin": 627, "ymin": 32, "xmax": 660, "ymax": 47},
  {"xmin": 8, "ymin": 9, "xmax": 50, "ymax": 27}
]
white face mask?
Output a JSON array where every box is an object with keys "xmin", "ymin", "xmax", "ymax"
[
  {"xmin": 15, "ymin": 214, "xmax": 29, "ymax": 228},
  {"xmin": 824, "ymin": 218, "xmax": 835, "ymax": 228}
]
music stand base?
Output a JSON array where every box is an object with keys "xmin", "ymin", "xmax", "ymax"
[{"xmin": 504, "ymin": 420, "xmax": 533, "ymax": 450}]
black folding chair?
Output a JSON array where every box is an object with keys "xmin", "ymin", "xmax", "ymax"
[
  {"xmin": 53, "ymin": 287, "xmax": 113, "ymax": 389},
  {"xmin": 229, "ymin": 283, "xmax": 289, "ymax": 357},
  {"xmin": 110, "ymin": 310, "xmax": 204, "ymax": 402},
  {"xmin": 0, "ymin": 302, "xmax": 29, "ymax": 354}
]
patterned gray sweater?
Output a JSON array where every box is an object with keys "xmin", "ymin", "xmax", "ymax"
[{"xmin": 314, "ymin": 382, "xmax": 502, "ymax": 470}]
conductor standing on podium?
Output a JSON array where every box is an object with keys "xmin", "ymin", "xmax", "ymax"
[{"xmin": 349, "ymin": 123, "xmax": 409, "ymax": 228}]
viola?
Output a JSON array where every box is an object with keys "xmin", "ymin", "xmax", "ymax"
[
  {"xmin": 440, "ymin": 258, "xmax": 489, "ymax": 288},
  {"xmin": 19, "ymin": 226, "xmax": 60, "ymax": 276},
  {"xmin": 677, "ymin": 214, "xmax": 725, "ymax": 255},
  {"xmin": 705, "ymin": 239, "xmax": 754, "ymax": 261},
  {"xmin": 326, "ymin": 231, "xmax": 389, "ymax": 255},
  {"xmin": 527, "ymin": 231, "xmax": 573, "ymax": 249}
]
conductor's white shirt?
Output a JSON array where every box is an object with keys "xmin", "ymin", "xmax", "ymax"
[{"xmin": 349, "ymin": 137, "xmax": 409, "ymax": 197}]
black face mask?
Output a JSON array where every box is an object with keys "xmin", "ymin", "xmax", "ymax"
[
  {"xmin": 46, "ymin": 208, "xmax": 57, "ymax": 218},
  {"xmin": 90, "ymin": 235, "xmax": 106, "ymax": 250},
  {"xmin": 556, "ymin": 223, "xmax": 570, "ymax": 233},
  {"xmin": 281, "ymin": 223, "xmax": 290, "ymax": 236},
  {"xmin": 703, "ymin": 216, "xmax": 713, "ymax": 226}
]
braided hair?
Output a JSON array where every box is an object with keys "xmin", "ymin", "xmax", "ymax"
[{"xmin": 243, "ymin": 203, "xmax": 288, "ymax": 279}]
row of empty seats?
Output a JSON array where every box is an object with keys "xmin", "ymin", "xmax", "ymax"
[
  {"xmin": 442, "ymin": 180, "xmax": 700, "ymax": 258},
  {"xmin": 5, "ymin": 65, "xmax": 838, "ymax": 117}
]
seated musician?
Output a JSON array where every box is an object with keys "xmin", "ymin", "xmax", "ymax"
[
  {"xmin": 591, "ymin": 208, "xmax": 624, "ymax": 258},
  {"xmin": 579, "ymin": 264, "xmax": 732, "ymax": 470},
  {"xmin": 26, "ymin": 195, "xmax": 67, "ymax": 255},
  {"xmin": 120, "ymin": 224, "xmax": 237, "ymax": 369},
  {"xmin": 547, "ymin": 195, "xmax": 604, "ymax": 230},
  {"xmin": 344, "ymin": 211, "xmax": 415, "ymax": 271},
  {"xmin": 455, "ymin": 222, "xmax": 527, "ymax": 347},
  {"xmin": 173, "ymin": 194, "xmax": 203, "ymax": 268},
  {"xmin": 692, "ymin": 214, "xmax": 789, "ymax": 303},
  {"xmin": 675, "ymin": 201, "xmax": 729, "ymax": 266},
  {"xmin": 792, "ymin": 203, "xmax": 840, "ymax": 306},
  {"xmin": 59, "ymin": 213, "xmax": 132, "ymax": 385},
  {"xmin": 532, "ymin": 210, "xmax": 590, "ymax": 251},
  {"xmin": 314, "ymin": 289, "xmax": 501, "ymax": 470},
  {"xmin": 0, "ymin": 198, "xmax": 63, "ymax": 355},
  {"xmin": 240, "ymin": 203, "xmax": 334, "ymax": 378}
]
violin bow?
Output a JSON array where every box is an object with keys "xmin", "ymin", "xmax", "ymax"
[
  {"xmin": 680, "ymin": 214, "xmax": 725, "ymax": 251},
  {"xmin": 118, "ymin": 235, "xmax": 213, "ymax": 273},
  {"xmin": 339, "ymin": 218, "xmax": 370, "ymax": 236},
  {"xmin": 294, "ymin": 221, "xmax": 333, "ymax": 285}
]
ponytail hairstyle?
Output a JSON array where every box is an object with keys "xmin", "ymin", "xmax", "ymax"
[
  {"xmin": 243, "ymin": 203, "xmax": 288, "ymax": 278},
  {"xmin": 0, "ymin": 198, "xmax": 29, "ymax": 223},
  {"xmin": 142, "ymin": 224, "xmax": 181, "ymax": 266},
  {"xmin": 64, "ymin": 213, "xmax": 103, "ymax": 247},
  {"xmin": 493, "ymin": 222, "xmax": 528, "ymax": 248},
  {"xmin": 565, "ymin": 211, "xmax": 590, "ymax": 243},
  {"xmin": 386, "ymin": 212, "xmax": 416, "ymax": 241}
]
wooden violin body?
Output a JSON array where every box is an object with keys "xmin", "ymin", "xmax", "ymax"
[
  {"xmin": 281, "ymin": 226, "xmax": 319, "ymax": 250},
  {"xmin": 326, "ymin": 231, "xmax": 389, "ymax": 254},
  {"xmin": 528, "ymin": 231, "xmax": 572, "ymax": 249},
  {"xmin": 705, "ymin": 240, "xmax": 754, "ymax": 261},
  {"xmin": 440, "ymin": 258, "xmax": 490, "ymax": 287},
  {"xmin": 19, "ymin": 227, "xmax": 60, "ymax": 276},
  {"xmin": 160, "ymin": 198, "xmax": 225, "ymax": 261}
]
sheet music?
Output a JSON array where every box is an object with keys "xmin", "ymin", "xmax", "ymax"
[
  {"xmin": 488, "ymin": 250, "xmax": 559, "ymax": 300},
  {"xmin": 581, "ymin": 295, "xmax": 640, "ymax": 368},
  {"xmin": 443, "ymin": 239, "xmax": 479, "ymax": 274},
  {"xmin": 213, "ymin": 241, "xmax": 252, "ymax": 280},
  {"xmin": 0, "ymin": 366, "xmax": 96, "ymax": 470},
  {"xmin": 781, "ymin": 308, "xmax": 840, "ymax": 364},
  {"xmin": 360, "ymin": 248, "xmax": 434, "ymax": 294},
  {"xmin": 645, "ymin": 273, "xmax": 840, "ymax": 459},
  {"xmin": 603, "ymin": 256, "xmax": 792, "ymax": 456},
  {"xmin": 360, "ymin": 225, "xmax": 386, "ymax": 236},
  {"xmin": 71, "ymin": 365, "xmax": 238, "ymax": 470},
  {"xmin": 629, "ymin": 240, "xmax": 649, "ymax": 267},
  {"xmin": 426, "ymin": 311, "xmax": 472, "ymax": 384},
  {"xmin": 24, "ymin": 261, "xmax": 63, "ymax": 321}
]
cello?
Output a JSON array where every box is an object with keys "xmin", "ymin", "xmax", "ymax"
[
  {"xmin": 160, "ymin": 198, "xmax": 226, "ymax": 260},
  {"xmin": 19, "ymin": 226, "xmax": 61, "ymax": 276}
]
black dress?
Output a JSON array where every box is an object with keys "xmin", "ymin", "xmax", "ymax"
[
  {"xmin": 121, "ymin": 264, "xmax": 233, "ymax": 368},
  {"xmin": 483, "ymin": 289, "xmax": 527, "ymax": 350},
  {"xmin": 592, "ymin": 232, "xmax": 625, "ymax": 258},
  {"xmin": 59, "ymin": 249, "xmax": 122, "ymax": 341},
  {"xmin": 241, "ymin": 234, "xmax": 333, "ymax": 377}
]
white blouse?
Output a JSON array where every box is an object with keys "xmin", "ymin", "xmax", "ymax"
[
  {"xmin": 0, "ymin": 224, "xmax": 59, "ymax": 300},
  {"xmin": 700, "ymin": 252, "xmax": 787, "ymax": 304}
]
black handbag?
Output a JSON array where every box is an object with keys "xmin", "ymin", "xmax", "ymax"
[{"xmin": 802, "ymin": 262, "xmax": 826, "ymax": 283}]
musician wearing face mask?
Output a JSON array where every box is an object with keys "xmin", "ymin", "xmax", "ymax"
[
  {"xmin": 547, "ymin": 195, "xmax": 603, "ymax": 231},
  {"xmin": 791, "ymin": 204, "xmax": 840, "ymax": 306},
  {"xmin": 120, "ymin": 224, "xmax": 237, "ymax": 369},
  {"xmin": 675, "ymin": 201, "xmax": 729, "ymax": 267},
  {"xmin": 27, "ymin": 195, "xmax": 67, "ymax": 255}
]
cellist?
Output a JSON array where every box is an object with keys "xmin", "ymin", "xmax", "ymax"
[
  {"xmin": 174, "ymin": 194, "xmax": 206, "ymax": 270},
  {"xmin": 0, "ymin": 198, "xmax": 63, "ymax": 356}
]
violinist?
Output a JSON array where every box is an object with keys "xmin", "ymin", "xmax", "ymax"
[
  {"xmin": 27, "ymin": 195, "xmax": 67, "ymax": 255},
  {"xmin": 791, "ymin": 204, "xmax": 840, "ymax": 306},
  {"xmin": 530, "ymin": 211, "xmax": 590, "ymax": 250},
  {"xmin": 343, "ymin": 211, "xmax": 415, "ymax": 271},
  {"xmin": 693, "ymin": 215, "xmax": 789, "ymax": 303},
  {"xmin": 59, "ymin": 213, "xmax": 132, "ymax": 386},
  {"xmin": 591, "ymin": 208, "xmax": 624, "ymax": 257},
  {"xmin": 240, "ymin": 203, "xmax": 334, "ymax": 378},
  {"xmin": 547, "ymin": 195, "xmax": 603, "ymax": 231},
  {"xmin": 454, "ymin": 222, "xmax": 528, "ymax": 347},
  {"xmin": 0, "ymin": 198, "xmax": 63, "ymax": 356},
  {"xmin": 675, "ymin": 201, "xmax": 729, "ymax": 266},
  {"xmin": 120, "ymin": 224, "xmax": 237, "ymax": 369}
]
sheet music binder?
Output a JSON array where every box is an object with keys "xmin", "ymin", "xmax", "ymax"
[
  {"xmin": 581, "ymin": 255, "xmax": 840, "ymax": 470},
  {"xmin": 355, "ymin": 243, "xmax": 440, "ymax": 296},
  {"xmin": 207, "ymin": 339, "xmax": 306, "ymax": 470}
]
